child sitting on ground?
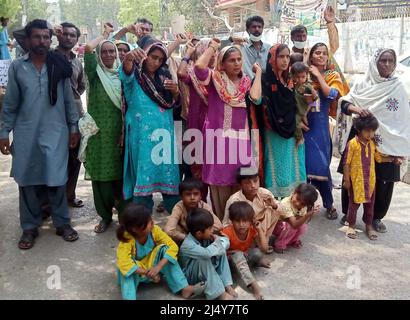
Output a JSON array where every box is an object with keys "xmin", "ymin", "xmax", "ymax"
[
  {"xmin": 290, "ymin": 61, "xmax": 318, "ymax": 146},
  {"xmin": 165, "ymin": 179, "xmax": 222, "ymax": 245},
  {"xmin": 223, "ymin": 167, "xmax": 281, "ymax": 249},
  {"xmin": 343, "ymin": 115, "xmax": 393, "ymax": 241},
  {"xmin": 273, "ymin": 183, "xmax": 320, "ymax": 253},
  {"xmin": 222, "ymin": 201, "xmax": 271, "ymax": 300},
  {"xmin": 116, "ymin": 203, "xmax": 205, "ymax": 300},
  {"xmin": 179, "ymin": 208, "xmax": 237, "ymax": 300}
]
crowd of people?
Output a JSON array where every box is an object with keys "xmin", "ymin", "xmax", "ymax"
[{"xmin": 1, "ymin": 5, "xmax": 410, "ymax": 300}]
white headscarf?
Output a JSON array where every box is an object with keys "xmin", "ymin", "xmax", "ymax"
[
  {"xmin": 95, "ymin": 40, "xmax": 122, "ymax": 110},
  {"xmin": 334, "ymin": 48, "xmax": 410, "ymax": 157}
]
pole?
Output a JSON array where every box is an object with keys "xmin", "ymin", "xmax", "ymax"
[{"xmin": 399, "ymin": 15, "xmax": 404, "ymax": 56}]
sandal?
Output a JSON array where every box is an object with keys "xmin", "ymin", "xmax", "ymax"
[
  {"xmin": 68, "ymin": 198, "xmax": 84, "ymax": 208},
  {"xmin": 273, "ymin": 247, "xmax": 285, "ymax": 254},
  {"xmin": 94, "ymin": 220, "xmax": 112, "ymax": 234},
  {"xmin": 346, "ymin": 227, "xmax": 357, "ymax": 239},
  {"xmin": 373, "ymin": 219, "xmax": 387, "ymax": 233},
  {"xmin": 326, "ymin": 207, "xmax": 338, "ymax": 220},
  {"xmin": 56, "ymin": 224, "xmax": 79, "ymax": 242},
  {"xmin": 18, "ymin": 229, "xmax": 39, "ymax": 250},
  {"xmin": 366, "ymin": 228, "xmax": 378, "ymax": 241}
]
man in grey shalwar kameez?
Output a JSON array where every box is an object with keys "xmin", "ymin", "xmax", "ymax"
[{"xmin": 0, "ymin": 19, "xmax": 80, "ymax": 250}]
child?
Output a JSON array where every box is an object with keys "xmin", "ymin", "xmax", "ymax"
[
  {"xmin": 273, "ymin": 183, "xmax": 320, "ymax": 253},
  {"xmin": 343, "ymin": 115, "xmax": 392, "ymax": 241},
  {"xmin": 290, "ymin": 52, "xmax": 304, "ymax": 66},
  {"xmin": 116, "ymin": 203, "xmax": 205, "ymax": 300},
  {"xmin": 223, "ymin": 167, "xmax": 281, "ymax": 247},
  {"xmin": 165, "ymin": 179, "xmax": 223, "ymax": 244},
  {"xmin": 290, "ymin": 61, "xmax": 318, "ymax": 145},
  {"xmin": 179, "ymin": 208, "xmax": 237, "ymax": 300},
  {"xmin": 222, "ymin": 201, "xmax": 271, "ymax": 300}
]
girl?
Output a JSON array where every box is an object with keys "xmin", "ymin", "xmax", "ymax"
[
  {"xmin": 249, "ymin": 44, "xmax": 307, "ymax": 199},
  {"xmin": 120, "ymin": 36, "xmax": 181, "ymax": 213},
  {"xmin": 343, "ymin": 115, "xmax": 391, "ymax": 240},
  {"xmin": 84, "ymin": 24, "xmax": 128, "ymax": 234},
  {"xmin": 116, "ymin": 203, "xmax": 205, "ymax": 300},
  {"xmin": 273, "ymin": 183, "xmax": 320, "ymax": 253},
  {"xmin": 194, "ymin": 38, "xmax": 263, "ymax": 220},
  {"xmin": 304, "ymin": 42, "xmax": 348, "ymax": 220}
]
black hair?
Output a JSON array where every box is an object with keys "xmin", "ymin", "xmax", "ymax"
[
  {"xmin": 229, "ymin": 201, "xmax": 255, "ymax": 222},
  {"xmin": 186, "ymin": 208, "xmax": 214, "ymax": 235},
  {"xmin": 25, "ymin": 19, "xmax": 52, "ymax": 38},
  {"xmin": 60, "ymin": 22, "xmax": 81, "ymax": 39},
  {"xmin": 236, "ymin": 167, "xmax": 259, "ymax": 184},
  {"xmin": 308, "ymin": 42, "xmax": 328, "ymax": 64},
  {"xmin": 179, "ymin": 178, "xmax": 204, "ymax": 196},
  {"xmin": 291, "ymin": 61, "xmax": 309, "ymax": 75},
  {"xmin": 116, "ymin": 203, "xmax": 152, "ymax": 242},
  {"xmin": 276, "ymin": 43, "xmax": 290, "ymax": 57},
  {"xmin": 353, "ymin": 115, "xmax": 379, "ymax": 132},
  {"xmin": 291, "ymin": 25, "xmax": 308, "ymax": 38},
  {"xmin": 135, "ymin": 18, "xmax": 154, "ymax": 31},
  {"xmin": 222, "ymin": 46, "xmax": 242, "ymax": 63},
  {"xmin": 246, "ymin": 16, "xmax": 265, "ymax": 30},
  {"xmin": 290, "ymin": 52, "xmax": 304, "ymax": 66},
  {"xmin": 294, "ymin": 183, "xmax": 318, "ymax": 207}
]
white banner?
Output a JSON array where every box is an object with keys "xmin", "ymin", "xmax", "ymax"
[{"xmin": 0, "ymin": 60, "xmax": 12, "ymax": 87}]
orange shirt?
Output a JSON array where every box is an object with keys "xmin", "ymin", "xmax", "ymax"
[{"xmin": 222, "ymin": 225, "xmax": 257, "ymax": 253}]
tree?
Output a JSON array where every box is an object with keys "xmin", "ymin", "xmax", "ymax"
[
  {"xmin": 118, "ymin": 0, "xmax": 160, "ymax": 34},
  {"xmin": 0, "ymin": 0, "xmax": 22, "ymax": 22},
  {"xmin": 59, "ymin": 0, "xmax": 120, "ymax": 38}
]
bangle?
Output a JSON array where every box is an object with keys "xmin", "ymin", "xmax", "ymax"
[{"xmin": 182, "ymin": 57, "xmax": 190, "ymax": 63}]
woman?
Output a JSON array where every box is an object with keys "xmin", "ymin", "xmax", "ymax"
[
  {"xmin": 336, "ymin": 48, "xmax": 410, "ymax": 232},
  {"xmin": 115, "ymin": 40, "xmax": 131, "ymax": 62},
  {"xmin": 249, "ymin": 44, "xmax": 306, "ymax": 199},
  {"xmin": 120, "ymin": 36, "xmax": 181, "ymax": 213},
  {"xmin": 304, "ymin": 42, "xmax": 348, "ymax": 220},
  {"xmin": 177, "ymin": 38, "xmax": 215, "ymax": 200},
  {"xmin": 84, "ymin": 24, "xmax": 128, "ymax": 233},
  {"xmin": 194, "ymin": 39, "xmax": 262, "ymax": 220}
]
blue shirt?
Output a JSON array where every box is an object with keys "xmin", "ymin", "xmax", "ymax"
[{"xmin": 240, "ymin": 41, "xmax": 271, "ymax": 79}]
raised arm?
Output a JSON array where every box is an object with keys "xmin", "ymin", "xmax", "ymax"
[
  {"xmin": 195, "ymin": 38, "xmax": 220, "ymax": 70},
  {"xmin": 249, "ymin": 63, "xmax": 263, "ymax": 103},
  {"xmin": 324, "ymin": 5, "xmax": 339, "ymax": 54},
  {"xmin": 167, "ymin": 33, "xmax": 188, "ymax": 57},
  {"xmin": 85, "ymin": 23, "xmax": 114, "ymax": 53},
  {"xmin": 177, "ymin": 40, "xmax": 196, "ymax": 80},
  {"xmin": 113, "ymin": 23, "xmax": 142, "ymax": 41}
]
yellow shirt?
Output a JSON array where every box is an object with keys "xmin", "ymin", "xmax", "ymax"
[{"xmin": 279, "ymin": 196, "xmax": 307, "ymax": 220}]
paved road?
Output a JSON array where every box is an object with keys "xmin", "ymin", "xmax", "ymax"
[{"xmin": 1, "ymin": 155, "xmax": 409, "ymax": 300}]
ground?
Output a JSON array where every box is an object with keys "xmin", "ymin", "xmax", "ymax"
[{"xmin": 1, "ymin": 155, "xmax": 410, "ymax": 300}]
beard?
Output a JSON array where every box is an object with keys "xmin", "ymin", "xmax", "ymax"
[{"xmin": 31, "ymin": 45, "xmax": 49, "ymax": 55}]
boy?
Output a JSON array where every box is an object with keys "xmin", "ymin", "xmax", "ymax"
[
  {"xmin": 273, "ymin": 183, "xmax": 320, "ymax": 253},
  {"xmin": 179, "ymin": 208, "xmax": 237, "ymax": 300},
  {"xmin": 165, "ymin": 179, "xmax": 222, "ymax": 244},
  {"xmin": 223, "ymin": 201, "xmax": 271, "ymax": 300},
  {"xmin": 290, "ymin": 61, "xmax": 318, "ymax": 145},
  {"xmin": 224, "ymin": 167, "xmax": 281, "ymax": 247}
]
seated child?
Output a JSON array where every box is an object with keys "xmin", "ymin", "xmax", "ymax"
[
  {"xmin": 273, "ymin": 183, "xmax": 320, "ymax": 253},
  {"xmin": 224, "ymin": 167, "xmax": 281, "ymax": 247},
  {"xmin": 165, "ymin": 179, "xmax": 223, "ymax": 244},
  {"xmin": 290, "ymin": 61, "xmax": 318, "ymax": 145},
  {"xmin": 343, "ymin": 115, "xmax": 393, "ymax": 241},
  {"xmin": 116, "ymin": 203, "xmax": 205, "ymax": 300},
  {"xmin": 179, "ymin": 208, "xmax": 238, "ymax": 300},
  {"xmin": 222, "ymin": 201, "xmax": 271, "ymax": 300}
]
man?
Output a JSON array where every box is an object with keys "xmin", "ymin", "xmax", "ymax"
[
  {"xmin": 113, "ymin": 17, "xmax": 153, "ymax": 45},
  {"xmin": 0, "ymin": 17, "xmax": 12, "ymax": 60},
  {"xmin": 55, "ymin": 22, "xmax": 86, "ymax": 208},
  {"xmin": 231, "ymin": 15, "xmax": 271, "ymax": 78},
  {"xmin": 0, "ymin": 19, "xmax": 80, "ymax": 250},
  {"xmin": 291, "ymin": 5, "xmax": 339, "ymax": 59}
]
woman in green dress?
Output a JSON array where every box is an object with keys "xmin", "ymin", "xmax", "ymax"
[{"xmin": 84, "ymin": 24, "xmax": 128, "ymax": 233}]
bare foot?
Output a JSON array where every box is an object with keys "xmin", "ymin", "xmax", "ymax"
[
  {"xmin": 218, "ymin": 292, "xmax": 235, "ymax": 300},
  {"xmin": 258, "ymin": 259, "xmax": 271, "ymax": 269},
  {"xmin": 250, "ymin": 282, "xmax": 264, "ymax": 300},
  {"xmin": 181, "ymin": 285, "xmax": 194, "ymax": 299},
  {"xmin": 225, "ymin": 285, "xmax": 238, "ymax": 298}
]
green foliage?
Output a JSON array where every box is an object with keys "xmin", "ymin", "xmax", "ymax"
[{"xmin": 118, "ymin": 0, "xmax": 160, "ymax": 31}]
